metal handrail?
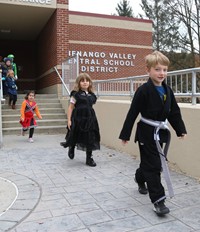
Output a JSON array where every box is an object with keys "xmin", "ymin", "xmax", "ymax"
[
  {"xmin": 54, "ymin": 66, "xmax": 70, "ymax": 96},
  {"xmin": 93, "ymin": 67, "xmax": 200, "ymax": 105},
  {"xmin": 57, "ymin": 65, "xmax": 200, "ymax": 104}
]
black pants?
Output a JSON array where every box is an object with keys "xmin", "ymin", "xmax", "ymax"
[
  {"xmin": 29, "ymin": 128, "xmax": 34, "ymax": 138},
  {"xmin": 8, "ymin": 94, "xmax": 17, "ymax": 105},
  {"xmin": 23, "ymin": 128, "xmax": 34, "ymax": 138},
  {"xmin": 135, "ymin": 142, "xmax": 165, "ymax": 203}
]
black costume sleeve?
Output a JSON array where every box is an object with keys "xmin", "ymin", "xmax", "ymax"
[
  {"xmin": 70, "ymin": 90, "xmax": 77, "ymax": 98},
  {"xmin": 168, "ymin": 89, "xmax": 187, "ymax": 136},
  {"xmin": 119, "ymin": 87, "xmax": 144, "ymax": 141}
]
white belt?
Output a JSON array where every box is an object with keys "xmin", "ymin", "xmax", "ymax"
[{"xmin": 141, "ymin": 117, "xmax": 169, "ymax": 140}]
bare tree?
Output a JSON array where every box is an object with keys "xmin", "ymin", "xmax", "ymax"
[
  {"xmin": 140, "ymin": 0, "xmax": 200, "ymax": 67},
  {"xmin": 163, "ymin": 0, "xmax": 200, "ymax": 66},
  {"xmin": 140, "ymin": 0, "xmax": 180, "ymax": 51}
]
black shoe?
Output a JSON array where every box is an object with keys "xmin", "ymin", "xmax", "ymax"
[
  {"xmin": 135, "ymin": 179, "xmax": 148, "ymax": 194},
  {"xmin": 86, "ymin": 151, "xmax": 96, "ymax": 167},
  {"xmin": 86, "ymin": 157, "xmax": 96, "ymax": 167},
  {"xmin": 68, "ymin": 147, "xmax": 75, "ymax": 159},
  {"xmin": 154, "ymin": 200, "xmax": 170, "ymax": 216},
  {"xmin": 60, "ymin": 142, "xmax": 68, "ymax": 148},
  {"xmin": 138, "ymin": 183, "xmax": 148, "ymax": 194}
]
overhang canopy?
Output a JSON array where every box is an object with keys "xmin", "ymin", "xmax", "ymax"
[{"xmin": 0, "ymin": 3, "xmax": 55, "ymax": 40}]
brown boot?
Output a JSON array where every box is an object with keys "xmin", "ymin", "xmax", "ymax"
[{"xmin": 12, "ymin": 105, "xmax": 16, "ymax": 109}]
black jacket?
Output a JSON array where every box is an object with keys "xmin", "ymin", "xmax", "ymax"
[{"xmin": 119, "ymin": 78, "xmax": 187, "ymax": 144}]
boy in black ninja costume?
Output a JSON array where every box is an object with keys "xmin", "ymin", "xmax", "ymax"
[{"xmin": 119, "ymin": 51, "xmax": 187, "ymax": 216}]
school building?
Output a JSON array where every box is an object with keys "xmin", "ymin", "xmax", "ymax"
[{"xmin": 0, "ymin": 0, "xmax": 152, "ymax": 94}]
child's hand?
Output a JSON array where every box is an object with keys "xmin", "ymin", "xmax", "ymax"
[
  {"xmin": 67, "ymin": 120, "xmax": 72, "ymax": 129},
  {"xmin": 39, "ymin": 116, "xmax": 42, "ymax": 119},
  {"xmin": 179, "ymin": 134, "xmax": 187, "ymax": 139},
  {"xmin": 121, "ymin": 140, "xmax": 128, "ymax": 145},
  {"xmin": 20, "ymin": 118, "xmax": 24, "ymax": 122}
]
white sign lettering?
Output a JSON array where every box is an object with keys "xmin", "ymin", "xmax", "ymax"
[
  {"xmin": 3, "ymin": 0, "xmax": 53, "ymax": 5},
  {"xmin": 19, "ymin": 0, "xmax": 51, "ymax": 4},
  {"xmin": 68, "ymin": 50, "xmax": 136, "ymax": 73}
]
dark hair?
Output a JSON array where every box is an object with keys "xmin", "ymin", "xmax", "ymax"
[{"xmin": 25, "ymin": 90, "xmax": 35, "ymax": 100}]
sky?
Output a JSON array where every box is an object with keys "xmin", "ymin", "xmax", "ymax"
[{"xmin": 69, "ymin": 0, "xmax": 144, "ymax": 16}]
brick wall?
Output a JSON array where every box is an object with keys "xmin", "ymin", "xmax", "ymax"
[
  {"xmin": 36, "ymin": 1, "xmax": 69, "ymax": 91},
  {"xmin": 56, "ymin": 8, "xmax": 69, "ymax": 65},
  {"xmin": 68, "ymin": 44, "xmax": 151, "ymax": 80},
  {"xmin": 36, "ymin": 11, "xmax": 57, "ymax": 75},
  {"xmin": 0, "ymin": 1, "xmax": 152, "ymax": 92},
  {"xmin": 68, "ymin": 11, "xmax": 152, "ymax": 80}
]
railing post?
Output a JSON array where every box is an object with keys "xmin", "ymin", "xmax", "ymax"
[
  {"xmin": 96, "ymin": 83, "xmax": 100, "ymax": 98},
  {"xmin": 192, "ymin": 71, "xmax": 197, "ymax": 105},
  {"xmin": 130, "ymin": 79, "xmax": 134, "ymax": 97},
  {"xmin": 0, "ymin": 70, "xmax": 3, "ymax": 148},
  {"xmin": 76, "ymin": 53, "xmax": 79, "ymax": 75}
]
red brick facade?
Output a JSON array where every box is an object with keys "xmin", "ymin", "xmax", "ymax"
[
  {"xmin": 0, "ymin": 0, "xmax": 152, "ymax": 92},
  {"xmin": 36, "ymin": 4, "xmax": 69, "ymax": 91},
  {"xmin": 68, "ymin": 11, "xmax": 152, "ymax": 80}
]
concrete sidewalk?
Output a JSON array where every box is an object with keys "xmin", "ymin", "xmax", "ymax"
[{"xmin": 0, "ymin": 133, "xmax": 200, "ymax": 232}]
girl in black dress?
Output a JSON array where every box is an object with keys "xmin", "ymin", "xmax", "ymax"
[{"xmin": 61, "ymin": 73, "xmax": 100, "ymax": 167}]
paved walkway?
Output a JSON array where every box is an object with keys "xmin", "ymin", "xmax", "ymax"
[{"xmin": 0, "ymin": 134, "xmax": 200, "ymax": 232}]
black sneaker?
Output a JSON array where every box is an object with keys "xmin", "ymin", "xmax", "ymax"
[
  {"xmin": 138, "ymin": 183, "xmax": 148, "ymax": 194},
  {"xmin": 60, "ymin": 142, "xmax": 67, "ymax": 148},
  {"xmin": 134, "ymin": 179, "xmax": 148, "ymax": 194},
  {"xmin": 86, "ymin": 157, "xmax": 96, "ymax": 167},
  {"xmin": 154, "ymin": 200, "xmax": 170, "ymax": 216}
]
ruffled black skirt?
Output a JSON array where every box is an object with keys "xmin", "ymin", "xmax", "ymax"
[{"xmin": 61, "ymin": 107, "xmax": 100, "ymax": 151}]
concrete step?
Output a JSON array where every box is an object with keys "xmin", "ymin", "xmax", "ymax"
[
  {"xmin": 2, "ymin": 108, "xmax": 65, "ymax": 115},
  {"xmin": 3, "ymin": 119, "xmax": 67, "ymax": 128},
  {"xmin": 4, "ymin": 98, "xmax": 60, "ymax": 104},
  {"xmin": 2, "ymin": 113, "xmax": 67, "ymax": 121},
  {"xmin": 2, "ymin": 103, "xmax": 63, "ymax": 109},
  {"xmin": 2, "ymin": 94, "xmax": 68, "ymax": 135},
  {"xmin": 17, "ymin": 94, "xmax": 58, "ymax": 99},
  {"xmin": 2, "ymin": 125, "xmax": 67, "ymax": 135}
]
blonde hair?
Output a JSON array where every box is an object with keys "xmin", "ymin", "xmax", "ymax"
[
  {"xmin": 7, "ymin": 69, "xmax": 14, "ymax": 77},
  {"xmin": 74, "ymin": 73, "xmax": 94, "ymax": 92},
  {"xmin": 145, "ymin": 51, "xmax": 170, "ymax": 69}
]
